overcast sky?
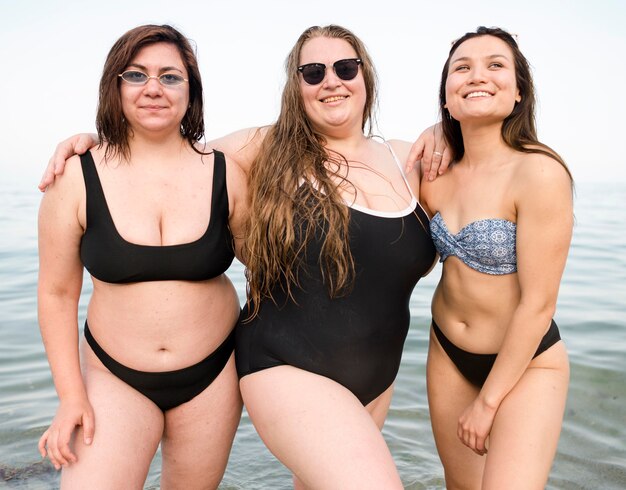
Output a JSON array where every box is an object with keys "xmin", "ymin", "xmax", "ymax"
[{"xmin": 2, "ymin": 0, "xmax": 624, "ymax": 184}]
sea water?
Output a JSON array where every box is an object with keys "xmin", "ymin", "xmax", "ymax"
[{"xmin": 1, "ymin": 179, "xmax": 624, "ymax": 489}]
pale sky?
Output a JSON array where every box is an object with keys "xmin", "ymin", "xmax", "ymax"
[{"xmin": 2, "ymin": 0, "xmax": 624, "ymax": 184}]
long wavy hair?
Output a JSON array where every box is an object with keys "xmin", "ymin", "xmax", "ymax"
[
  {"xmin": 96, "ymin": 24, "xmax": 206, "ymax": 162},
  {"xmin": 244, "ymin": 25, "xmax": 379, "ymax": 316},
  {"xmin": 439, "ymin": 26, "xmax": 571, "ymax": 179}
]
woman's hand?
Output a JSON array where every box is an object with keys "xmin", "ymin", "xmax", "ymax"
[
  {"xmin": 38, "ymin": 396, "xmax": 95, "ymax": 469},
  {"xmin": 457, "ymin": 396, "xmax": 497, "ymax": 456},
  {"xmin": 39, "ymin": 133, "xmax": 99, "ymax": 191},
  {"xmin": 405, "ymin": 123, "xmax": 451, "ymax": 180}
]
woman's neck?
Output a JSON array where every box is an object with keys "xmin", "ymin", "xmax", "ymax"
[
  {"xmin": 323, "ymin": 131, "xmax": 370, "ymax": 159},
  {"xmin": 127, "ymin": 130, "xmax": 189, "ymax": 163},
  {"xmin": 459, "ymin": 122, "xmax": 512, "ymax": 168}
]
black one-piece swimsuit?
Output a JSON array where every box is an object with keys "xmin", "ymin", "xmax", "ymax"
[{"xmin": 236, "ymin": 184, "xmax": 436, "ymax": 405}]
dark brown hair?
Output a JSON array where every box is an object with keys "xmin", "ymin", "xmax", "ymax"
[
  {"xmin": 96, "ymin": 24, "xmax": 205, "ymax": 161},
  {"xmin": 244, "ymin": 25, "xmax": 379, "ymax": 316},
  {"xmin": 439, "ymin": 26, "xmax": 571, "ymax": 178}
]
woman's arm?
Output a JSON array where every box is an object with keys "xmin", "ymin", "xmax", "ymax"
[
  {"xmin": 457, "ymin": 155, "xmax": 573, "ymax": 455},
  {"xmin": 38, "ymin": 126, "xmax": 269, "ymax": 191},
  {"xmin": 39, "ymin": 134, "xmax": 99, "ymax": 191},
  {"xmin": 208, "ymin": 126, "xmax": 268, "ymax": 175},
  {"xmin": 37, "ymin": 157, "xmax": 95, "ymax": 469}
]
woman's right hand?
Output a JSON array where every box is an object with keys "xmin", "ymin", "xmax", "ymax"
[
  {"xmin": 39, "ymin": 133, "xmax": 99, "ymax": 192},
  {"xmin": 38, "ymin": 396, "xmax": 95, "ymax": 470},
  {"xmin": 405, "ymin": 123, "xmax": 451, "ymax": 180}
]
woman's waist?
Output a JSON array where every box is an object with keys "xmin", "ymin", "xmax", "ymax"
[
  {"xmin": 84, "ymin": 289, "xmax": 239, "ymax": 371},
  {"xmin": 431, "ymin": 287, "xmax": 520, "ymax": 354},
  {"xmin": 81, "ymin": 314, "xmax": 236, "ymax": 373}
]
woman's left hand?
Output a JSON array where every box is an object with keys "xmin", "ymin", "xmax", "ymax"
[{"xmin": 457, "ymin": 397, "xmax": 498, "ymax": 456}]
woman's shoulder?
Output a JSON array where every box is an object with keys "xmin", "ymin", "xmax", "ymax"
[
  {"xmin": 48, "ymin": 153, "xmax": 85, "ymax": 191},
  {"xmin": 510, "ymin": 151, "xmax": 573, "ymax": 210},
  {"xmin": 513, "ymin": 151, "xmax": 571, "ymax": 188},
  {"xmin": 40, "ymin": 153, "xmax": 86, "ymax": 218},
  {"xmin": 385, "ymin": 139, "xmax": 412, "ymax": 162}
]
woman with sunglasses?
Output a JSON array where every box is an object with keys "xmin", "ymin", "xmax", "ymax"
[
  {"xmin": 39, "ymin": 25, "xmax": 446, "ymax": 487},
  {"xmin": 37, "ymin": 25, "xmax": 248, "ymax": 488},
  {"xmin": 230, "ymin": 25, "xmax": 438, "ymax": 488},
  {"xmin": 419, "ymin": 27, "xmax": 572, "ymax": 488}
]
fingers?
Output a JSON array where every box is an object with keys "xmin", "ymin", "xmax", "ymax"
[
  {"xmin": 439, "ymin": 147, "xmax": 452, "ymax": 176},
  {"xmin": 457, "ymin": 422, "xmax": 487, "ymax": 456},
  {"xmin": 57, "ymin": 425, "xmax": 78, "ymax": 465},
  {"xmin": 38, "ymin": 430, "xmax": 49, "ymax": 458},
  {"xmin": 420, "ymin": 134, "xmax": 436, "ymax": 178},
  {"xmin": 475, "ymin": 435, "xmax": 488, "ymax": 456},
  {"xmin": 42, "ymin": 429, "xmax": 65, "ymax": 470},
  {"xmin": 82, "ymin": 411, "xmax": 95, "ymax": 446},
  {"xmin": 75, "ymin": 133, "xmax": 98, "ymax": 154},
  {"xmin": 39, "ymin": 424, "xmax": 79, "ymax": 470},
  {"xmin": 39, "ymin": 133, "xmax": 97, "ymax": 192},
  {"xmin": 425, "ymin": 150, "xmax": 443, "ymax": 182},
  {"xmin": 38, "ymin": 144, "xmax": 67, "ymax": 192},
  {"xmin": 38, "ymin": 157, "xmax": 56, "ymax": 192},
  {"xmin": 405, "ymin": 139, "xmax": 425, "ymax": 174}
]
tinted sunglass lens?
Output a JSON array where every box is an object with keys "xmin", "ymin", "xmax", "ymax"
[
  {"xmin": 122, "ymin": 71, "xmax": 149, "ymax": 84},
  {"xmin": 334, "ymin": 60, "xmax": 359, "ymax": 81},
  {"xmin": 160, "ymin": 73, "xmax": 185, "ymax": 86},
  {"xmin": 302, "ymin": 64, "xmax": 326, "ymax": 85}
]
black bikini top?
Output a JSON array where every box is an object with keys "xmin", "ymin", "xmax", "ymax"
[{"xmin": 79, "ymin": 150, "xmax": 235, "ymax": 284}]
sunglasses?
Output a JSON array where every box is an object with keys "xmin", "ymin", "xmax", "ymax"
[{"xmin": 297, "ymin": 58, "xmax": 362, "ymax": 85}]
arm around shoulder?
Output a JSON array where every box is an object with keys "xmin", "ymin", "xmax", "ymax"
[
  {"xmin": 39, "ymin": 133, "xmax": 99, "ymax": 191},
  {"xmin": 208, "ymin": 126, "xmax": 269, "ymax": 175}
]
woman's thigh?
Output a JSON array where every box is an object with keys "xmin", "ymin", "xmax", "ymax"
[
  {"xmin": 426, "ymin": 331, "xmax": 485, "ymax": 490},
  {"xmin": 160, "ymin": 354, "xmax": 242, "ymax": 490},
  {"xmin": 60, "ymin": 366, "xmax": 164, "ymax": 490},
  {"xmin": 240, "ymin": 365, "xmax": 403, "ymax": 490},
  {"xmin": 483, "ymin": 343, "xmax": 569, "ymax": 490}
]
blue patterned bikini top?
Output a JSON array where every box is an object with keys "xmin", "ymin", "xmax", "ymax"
[{"xmin": 430, "ymin": 212, "xmax": 517, "ymax": 275}]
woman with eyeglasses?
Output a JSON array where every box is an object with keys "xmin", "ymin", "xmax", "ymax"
[
  {"xmin": 39, "ymin": 25, "xmax": 447, "ymax": 487},
  {"xmin": 37, "ymin": 24, "xmax": 248, "ymax": 488},
  {"xmin": 419, "ymin": 27, "xmax": 572, "ymax": 488}
]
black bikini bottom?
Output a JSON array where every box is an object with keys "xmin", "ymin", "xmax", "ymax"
[
  {"xmin": 84, "ymin": 321, "xmax": 234, "ymax": 411},
  {"xmin": 432, "ymin": 318, "xmax": 561, "ymax": 387}
]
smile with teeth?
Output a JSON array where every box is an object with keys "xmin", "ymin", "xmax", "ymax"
[
  {"xmin": 465, "ymin": 91, "xmax": 492, "ymax": 99},
  {"xmin": 322, "ymin": 95, "xmax": 348, "ymax": 103}
]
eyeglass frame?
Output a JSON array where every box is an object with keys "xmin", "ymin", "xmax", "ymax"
[
  {"xmin": 297, "ymin": 58, "xmax": 362, "ymax": 85},
  {"xmin": 118, "ymin": 70, "xmax": 189, "ymax": 87}
]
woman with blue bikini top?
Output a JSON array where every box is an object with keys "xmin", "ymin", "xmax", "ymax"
[{"xmin": 419, "ymin": 26, "xmax": 573, "ymax": 489}]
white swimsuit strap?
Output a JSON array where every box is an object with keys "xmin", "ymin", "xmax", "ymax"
[{"xmin": 382, "ymin": 141, "xmax": 418, "ymax": 204}]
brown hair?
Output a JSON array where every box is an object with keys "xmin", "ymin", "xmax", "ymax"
[
  {"xmin": 244, "ymin": 25, "xmax": 379, "ymax": 317},
  {"xmin": 96, "ymin": 24, "xmax": 205, "ymax": 161},
  {"xmin": 439, "ymin": 26, "xmax": 572, "ymax": 179}
]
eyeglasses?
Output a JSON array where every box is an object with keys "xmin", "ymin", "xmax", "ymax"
[
  {"xmin": 118, "ymin": 70, "xmax": 189, "ymax": 87},
  {"xmin": 297, "ymin": 58, "xmax": 362, "ymax": 85}
]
